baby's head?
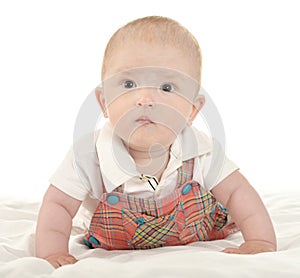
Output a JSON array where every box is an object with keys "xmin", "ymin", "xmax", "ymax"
[
  {"xmin": 96, "ymin": 16, "xmax": 205, "ymax": 151},
  {"xmin": 101, "ymin": 16, "xmax": 202, "ymax": 82}
]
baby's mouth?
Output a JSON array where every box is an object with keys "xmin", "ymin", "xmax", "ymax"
[{"xmin": 135, "ymin": 116, "xmax": 154, "ymax": 125}]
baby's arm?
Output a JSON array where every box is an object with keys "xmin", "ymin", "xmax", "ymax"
[
  {"xmin": 211, "ymin": 170, "xmax": 277, "ymax": 254},
  {"xmin": 35, "ymin": 185, "xmax": 82, "ymax": 268}
]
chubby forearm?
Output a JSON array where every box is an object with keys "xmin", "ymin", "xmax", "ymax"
[
  {"xmin": 212, "ymin": 171, "xmax": 277, "ymax": 251},
  {"xmin": 35, "ymin": 185, "xmax": 82, "ymax": 259},
  {"xmin": 226, "ymin": 183, "xmax": 277, "ymax": 248},
  {"xmin": 35, "ymin": 201, "xmax": 73, "ymax": 258}
]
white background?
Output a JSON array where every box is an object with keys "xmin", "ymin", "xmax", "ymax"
[{"xmin": 0, "ymin": 0, "xmax": 299, "ymax": 200}]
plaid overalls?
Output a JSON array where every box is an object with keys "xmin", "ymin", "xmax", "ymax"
[{"xmin": 84, "ymin": 158, "xmax": 238, "ymax": 250}]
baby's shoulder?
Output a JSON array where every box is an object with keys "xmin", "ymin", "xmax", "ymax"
[{"xmin": 73, "ymin": 129, "xmax": 102, "ymax": 157}]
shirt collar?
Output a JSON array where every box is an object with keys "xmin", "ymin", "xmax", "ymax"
[{"xmin": 96, "ymin": 122, "xmax": 211, "ymax": 193}]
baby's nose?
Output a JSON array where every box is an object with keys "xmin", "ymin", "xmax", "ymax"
[{"xmin": 135, "ymin": 90, "xmax": 154, "ymax": 107}]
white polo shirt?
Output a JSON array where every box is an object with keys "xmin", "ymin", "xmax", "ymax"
[{"xmin": 49, "ymin": 122, "xmax": 239, "ymax": 212}]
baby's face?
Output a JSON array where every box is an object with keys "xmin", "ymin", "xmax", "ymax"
[{"xmin": 97, "ymin": 41, "xmax": 203, "ymax": 151}]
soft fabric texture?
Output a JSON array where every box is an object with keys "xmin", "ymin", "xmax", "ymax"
[{"xmin": 1, "ymin": 191, "xmax": 299, "ymax": 277}]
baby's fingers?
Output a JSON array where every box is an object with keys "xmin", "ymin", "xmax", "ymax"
[
  {"xmin": 57, "ymin": 256, "xmax": 77, "ymax": 267},
  {"xmin": 46, "ymin": 253, "xmax": 78, "ymax": 268},
  {"xmin": 222, "ymin": 247, "xmax": 242, "ymax": 254},
  {"xmin": 48, "ymin": 260, "xmax": 60, "ymax": 269}
]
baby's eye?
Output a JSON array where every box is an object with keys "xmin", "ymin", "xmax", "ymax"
[
  {"xmin": 122, "ymin": 80, "xmax": 136, "ymax": 89},
  {"xmin": 160, "ymin": 83, "xmax": 174, "ymax": 92}
]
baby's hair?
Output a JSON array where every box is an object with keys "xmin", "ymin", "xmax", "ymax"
[{"xmin": 101, "ymin": 16, "xmax": 202, "ymax": 82}]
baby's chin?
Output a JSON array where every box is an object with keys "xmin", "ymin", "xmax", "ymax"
[{"xmin": 122, "ymin": 125, "xmax": 178, "ymax": 151}]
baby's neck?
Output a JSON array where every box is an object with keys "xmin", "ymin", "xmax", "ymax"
[{"xmin": 128, "ymin": 145, "xmax": 170, "ymax": 181}]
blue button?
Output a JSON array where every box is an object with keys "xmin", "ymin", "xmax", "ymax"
[
  {"xmin": 137, "ymin": 218, "xmax": 144, "ymax": 225},
  {"xmin": 84, "ymin": 237, "xmax": 93, "ymax": 248},
  {"xmin": 89, "ymin": 236, "xmax": 100, "ymax": 245},
  {"xmin": 182, "ymin": 184, "xmax": 192, "ymax": 195},
  {"xmin": 219, "ymin": 203, "xmax": 226, "ymax": 211},
  {"xmin": 107, "ymin": 195, "xmax": 119, "ymax": 204}
]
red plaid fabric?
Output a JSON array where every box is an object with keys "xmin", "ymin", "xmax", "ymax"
[{"xmin": 84, "ymin": 159, "xmax": 238, "ymax": 250}]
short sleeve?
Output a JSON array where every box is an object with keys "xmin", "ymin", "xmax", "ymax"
[
  {"xmin": 49, "ymin": 147, "xmax": 89, "ymax": 201},
  {"xmin": 201, "ymin": 139, "xmax": 239, "ymax": 191}
]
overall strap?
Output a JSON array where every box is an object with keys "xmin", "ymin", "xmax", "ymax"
[{"xmin": 176, "ymin": 158, "xmax": 194, "ymax": 188}]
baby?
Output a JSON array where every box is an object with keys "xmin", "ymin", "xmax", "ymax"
[{"xmin": 35, "ymin": 16, "xmax": 276, "ymax": 268}]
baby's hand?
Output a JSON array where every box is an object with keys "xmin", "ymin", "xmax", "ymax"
[
  {"xmin": 222, "ymin": 240, "xmax": 276, "ymax": 254},
  {"xmin": 46, "ymin": 253, "xmax": 78, "ymax": 268}
]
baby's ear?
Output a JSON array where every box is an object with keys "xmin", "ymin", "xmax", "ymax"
[
  {"xmin": 95, "ymin": 87, "xmax": 108, "ymax": 118},
  {"xmin": 188, "ymin": 95, "xmax": 205, "ymax": 125}
]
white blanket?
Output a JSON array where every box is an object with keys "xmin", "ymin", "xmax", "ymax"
[{"xmin": 1, "ymin": 191, "xmax": 300, "ymax": 278}]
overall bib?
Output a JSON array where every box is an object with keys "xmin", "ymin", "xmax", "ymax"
[{"xmin": 84, "ymin": 158, "xmax": 238, "ymax": 250}]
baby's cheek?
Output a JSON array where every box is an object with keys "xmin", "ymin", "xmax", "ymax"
[{"xmin": 107, "ymin": 104, "xmax": 125, "ymax": 124}]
